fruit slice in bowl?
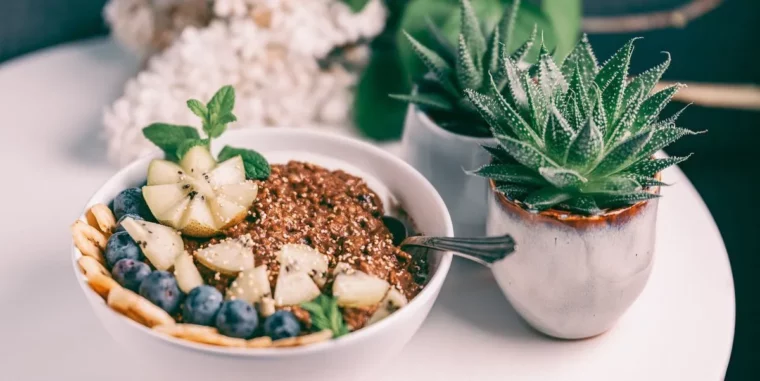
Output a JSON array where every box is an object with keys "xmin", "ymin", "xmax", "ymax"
[{"xmin": 142, "ymin": 146, "xmax": 258, "ymax": 238}]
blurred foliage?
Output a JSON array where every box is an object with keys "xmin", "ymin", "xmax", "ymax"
[{"xmin": 353, "ymin": 0, "xmax": 581, "ymax": 140}]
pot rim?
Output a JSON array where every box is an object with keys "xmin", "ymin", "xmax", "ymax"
[
  {"xmin": 488, "ymin": 175, "xmax": 661, "ymax": 224},
  {"xmin": 411, "ymin": 105, "xmax": 494, "ymax": 143}
]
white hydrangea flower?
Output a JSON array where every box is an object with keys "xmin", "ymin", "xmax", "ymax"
[{"xmin": 103, "ymin": 0, "xmax": 386, "ymax": 166}]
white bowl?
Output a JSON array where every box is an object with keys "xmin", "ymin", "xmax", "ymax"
[{"xmin": 71, "ymin": 129, "xmax": 453, "ymax": 381}]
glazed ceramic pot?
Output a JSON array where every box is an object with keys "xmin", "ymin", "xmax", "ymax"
[
  {"xmin": 486, "ymin": 180, "xmax": 660, "ymax": 339},
  {"xmin": 400, "ymin": 105, "xmax": 493, "ymax": 236}
]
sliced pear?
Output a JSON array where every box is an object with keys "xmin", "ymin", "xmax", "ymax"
[
  {"xmin": 147, "ymin": 160, "xmax": 186, "ymax": 185},
  {"xmin": 278, "ymin": 244, "xmax": 329, "ymax": 287},
  {"xmin": 121, "ymin": 217, "xmax": 183, "ymax": 271},
  {"xmin": 274, "ymin": 271, "xmax": 321, "ymax": 306},
  {"xmin": 207, "ymin": 156, "xmax": 246, "ymax": 187},
  {"xmin": 226, "ymin": 265, "xmax": 272, "ymax": 303},
  {"xmin": 194, "ymin": 238, "xmax": 255, "ymax": 275},
  {"xmin": 367, "ymin": 288, "xmax": 408, "ymax": 325},
  {"xmin": 174, "ymin": 251, "xmax": 204, "ymax": 293},
  {"xmin": 333, "ymin": 269, "xmax": 390, "ymax": 308},
  {"xmin": 180, "ymin": 145, "xmax": 216, "ymax": 176},
  {"xmin": 142, "ymin": 147, "xmax": 258, "ymax": 238}
]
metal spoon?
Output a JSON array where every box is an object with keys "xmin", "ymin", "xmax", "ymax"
[{"xmin": 382, "ymin": 216, "xmax": 515, "ymax": 267}]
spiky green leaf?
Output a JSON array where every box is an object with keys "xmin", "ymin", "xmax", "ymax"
[
  {"xmin": 499, "ymin": 0, "xmax": 521, "ymax": 55},
  {"xmin": 601, "ymin": 69, "xmax": 626, "ymax": 128},
  {"xmin": 403, "ymin": 31, "xmax": 458, "ymax": 96},
  {"xmin": 469, "ymin": 164, "xmax": 547, "ymax": 186},
  {"xmin": 560, "ymin": 34, "xmax": 598, "ymax": 86},
  {"xmin": 606, "ymin": 88, "xmax": 642, "ymax": 144},
  {"xmin": 538, "ymin": 167, "xmax": 587, "ymax": 189},
  {"xmin": 565, "ymin": 119, "xmax": 603, "ymax": 170},
  {"xmin": 635, "ymin": 84, "xmax": 684, "ymax": 129},
  {"xmin": 424, "ymin": 17, "xmax": 457, "ymax": 64},
  {"xmin": 590, "ymin": 84, "xmax": 608, "ymax": 138},
  {"xmin": 490, "ymin": 74, "xmax": 542, "ymax": 146},
  {"xmin": 595, "ymin": 37, "xmax": 637, "ymax": 91},
  {"xmin": 582, "ymin": 176, "xmax": 641, "ymax": 195},
  {"xmin": 595, "ymin": 192, "xmax": 660, "ymax": 209},
  {"xmin": 543, "ymin": 106, "xmax": 574, "ymax": 161},
  {"xmin": 481, "ymin": 145, "xmax": 514, "ymax": 163},
  {"xmin": 495, "ymin": 183, "xmax": 533, "ymax": 200},
  {"xmin": 538, "ymin": 42, "xmax": 568, "ymax": 98},
  {"xmin": 456, "ymin": 34, "xmax": 482, "ymax": 90},
  {"xmin": 567, "ymin": 64, "xmax": 590, "ymax": 120},
  {"xmin": 623, "ymin": 154, "xmax": 692, "ymax": 177},
  {"xmin": 483, "ymin": 23, "xmax": 501, "ymax": 76},
  {"xmin": 509, "ymin": 25, "xmax": 537, "ymax": 64},
  {"xmin": 389, "ymin": 92, "xmax": 454, "ymax": 111},
  {"xmin": 636, "ymin": 127, "xmax": 702, "ymax": 161},
  {"xmin": 592, "ymin": 128, "xmax": 653, "ymax": 176},
  {"xmin": 503, "ymin": 57, "xmax": 528, "ymax": 109},
  {"xmin": 623, "ymin": 52, "xmax": 670, "ymax": 105},
  {"xmin": 524, "ymin": 74, "xmax": 548, "ymax": 136},
  {"xmin": 459, "ymin": 0, "xmax": 486, "ymax": 62},
  {"xmin": 494, "ymin": 133, "xmax": 559, "ymax": 171},
  {"xmin": 621, "ymin": 174, "xmax": 667, "ymax": 187},
  {"xmin": 523, "ymin": 187, "xmax": 573, "ymax": 211},
  {"xmin": 560, "ymin": 196, "xmax": 602, "ymax": 215},
  {"xmin": 465, "ymin": 89, "xmax": 511, "ymax": 137}
]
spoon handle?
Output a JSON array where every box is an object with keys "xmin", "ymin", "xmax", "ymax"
[{"xmin": 400, "ymin": 234, "xmax": 515, "ymax": 266}]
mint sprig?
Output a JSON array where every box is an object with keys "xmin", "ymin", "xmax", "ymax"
[
  {"xmin": 142, "ymin": 85, "xmax": 269, "ymax": 180},
  {"xmin": 300, "ymin": 294, "xmax": 350, "ymax": 338}
]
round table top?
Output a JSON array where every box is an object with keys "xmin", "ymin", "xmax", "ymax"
[{"xmin": 0, "ymin": 38, "xmax": 735, "ymax": 380}]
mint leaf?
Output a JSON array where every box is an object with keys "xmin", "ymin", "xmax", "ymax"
[
  {"xmin": 206, "ymin": 112, "xmax": 236, "ymax": 138},
  {"xmin": 301, "ymin": 295, "xmax": 349, "ymax": 337},
  {"xmin": 143, "ymin": 123, "xmax": 200, "ymax": 160},
  {"xmin": 186, "ymin": 99, "xmax": 208, "ymax": 120},
  {"xmin": 205, "ymin": 85, "xmax": 236, "ymax": 138},
  {"xmin": 218, "ymin": 146, "xmax": 270, "ymax": 180},
  {"xmin": 175, "ymin": 138, "xmax": 210, "ymax": 159}
]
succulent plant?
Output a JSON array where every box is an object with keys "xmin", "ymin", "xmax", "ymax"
[
  {"xmin": 391, "ymin": 0, "xmax": 536, "ymax": 136},
  {"xmin": 467, "ymin": 35, "xmax": 701, "ymax": 215}
]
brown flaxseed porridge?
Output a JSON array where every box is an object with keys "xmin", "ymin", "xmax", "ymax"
[{"xmin": 183, "ymin": 161, "xmax": 428, "ymax": 329}]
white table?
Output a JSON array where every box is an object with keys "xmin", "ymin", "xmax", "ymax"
[{"xmin": 0, "ymin": 38, "xmax": 735, "ymax": 380}]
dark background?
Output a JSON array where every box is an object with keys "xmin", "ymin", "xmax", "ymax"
[{"xmin": 0, "ymin": 0, "xmax": 755, "ymax": 378}]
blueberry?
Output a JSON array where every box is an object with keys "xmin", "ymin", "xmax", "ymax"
[
  {"xmin": 264, "ymin": 310, "xmax": 301, "ymax": 340},
  {"xmin": 105, "ymin": 231, "xmax": 144, "ymax": 269},
  {"xmin": 111, "ymin": 259, "xmax": 151, "ymax": 292},
  {"xmin": 114, "ymin": 213, "xmax": 144, "ymax": 233},
  {"xmin": 215, "ymin": 300, "xmax": 259, "ymax": 339},
  {"xmin": 183, "ymin": 286, "xmax": 223, "ymax": 326},
  {"xmin": 139, "ymin": 271, "xmax": 183, "ymax": 314},
  {"xmin": 112, "ymin": 188, "xmax": 152, "ymax": 220}
]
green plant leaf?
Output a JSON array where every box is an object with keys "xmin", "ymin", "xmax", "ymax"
[
  {"xmin": 218, "ymin": 146, "xmax": 271, "ymax": 180},
  {"xmin": 494, "ymin": 133, "xmax": 559, "ymax": 171},
  {"xmin": 560, "ymin": 34, "xmax": 598, "ymax": 86},
  {"xmin": 594, "ymin": 192, "xmax": 660, "ymax": 209},
  {"xmin": 523, "ymin": 187, "xmax": 572, "ymax": 211},
  {"xmin": 354, "ymin": 51, "xmax": 409, "ymax": 140},
  {"xmin": 559, "ymin": 196, "xmax": 601, "ymax": 215},
  {"xmin": 567, "ymin": 64, "xmax": 589, "ymax": 120},
  {"xmin": 595, "ymin": 38, "xmax": 637, "ymax": 91},
  {"xmin": 301, "ymin": 295, "xmax": 349, "ymax": 338},
  {"xmin": 390, "ymin": 92, "xmax": 454, "ymax": 111},
  {"xmin": 207, "ymin": 85, "xmax": 235, "ymax": 122},
  {"xmin": 481, "ymin": 145, "xmax": 514, "ymax": 163},
  {"xmin": 503, "ymin": 57, "xmax": 528, "ymax": 109},
  {"xmin": 509, "ymin": 25, "xmax": 537, "ymax": 64},
  {"xmin": 623, "ymin": 52, "xmax": 670, "ymax": 106},
  {"xmin": 524, "ymin": 75, "xmax": 548, "ymax": 136},
  {"xmin": 402, "ymin": 31, "xmax": 458, "ymax": 96},
  {"xmin": 459, "ymin": 0, "xmax": 486, "ymax": 62},
  {"xmin": 186, "ymin": 99, "xmax": 208, "ymax": 120},
  {"xmin": 592, "ymin": 128, "xmax": 653, "ymax": 176},
  {"xmin": 483, "ymin": 20, "xmax": 501, "ymax": 76},
  {"xmin": 601, "ymin": 69, "xmax": 626, "ymax": 129},
  {"xmin": 495, "ymin": 183, "xmax": 533, "ymax": 200},
  {"xmin": 581, "ymin": 176, "xmax": 641, "ymax": 195},
  {"xmin": 544, "ymin": 106, "xmax": 575, "ymax": 162},
  {"xmin": 636, "ymin": 127, "xmax": 702, "ymax": 161},
  {"xmin": 537, "ymin": 42, "xmax": 567, "ymax": 98},
  {"xmin": 490, "ymin": 74, "xmax": 542, "ymax": 146},
  {"xmin": 469, "ymin": 163, "xmax": 547, "ymax": 186},
  {"xmin": 424, "ymin": 17, "xmax": 457, "ymax": 63},
  {"xmin": 622, "ymin": 154, "xmax": 692, "ymax": 177},
  {"xmin": 635, "ymin": 84, "xmax": 684, "ymax": 128},
  {"xmin": 142, "ymin": 123, "xmax": 201, "ymax": 161},
  {"xmin": 538, "ymin": 167, "xmax": 587, "ymax": 189},
  {"xmin": 621, "ymin": 174, "xmax": 667, "ymax": 187},
  {"xmin": 465, "ymin": 89, "xmax": 511, "ymax": 137},
  {"xmin": 456, "ymin": 34, "xmax": 482, "ymax": 90},
  {"xmin": 565, "ymin": 119, "xmax": 603, "ymax": 170},
  {"xmin": 590, "ymin": 84, "xmax": 608, "ymax": 137},
  {"xmin": 606, "ymin": 88, "xmax": 642, "ymax": 144},
  {"xmin": 175, "ymin": 138, "xmax": 210, "ymax": 160},
  {"xmin": 498, "ymin": 0, "xmax": 521, "ymax": 56}
]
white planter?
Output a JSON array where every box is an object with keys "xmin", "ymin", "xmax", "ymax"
[
  {"xmin": 486, "ymin": 181, "xmax": 660, "ymax": 339},
  {"xmin": 400, "ymin": 105, "xmax": 493, "ymax": 236}
]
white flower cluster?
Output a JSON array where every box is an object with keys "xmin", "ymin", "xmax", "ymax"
[{"xmin": 103, "ymin": 0, "xmax": 386, "ymax": 166}]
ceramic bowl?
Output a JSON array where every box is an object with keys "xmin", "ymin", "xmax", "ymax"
[{"xmin": 71, "ymin": 129, "xmax": 453, "ymax": 381}]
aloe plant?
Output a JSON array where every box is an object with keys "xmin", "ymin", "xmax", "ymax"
[
  {"xmin": 467, "ymin": 35, "xmax": 701, "ymax": 215},
  {"xmin": 392, "ymin": 0, "xmax": 537, "ymax": 136}
]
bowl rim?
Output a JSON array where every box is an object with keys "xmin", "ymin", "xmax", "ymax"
[{"xmin": 71, "ymin": 128, "xmax": 454, "ymax": 357}]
